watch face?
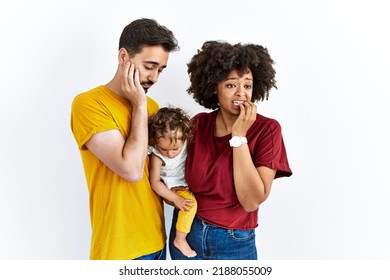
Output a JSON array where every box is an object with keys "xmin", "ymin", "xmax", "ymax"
[
  {"xmin": 229, "ymin": 136, "xmax": 247, "ymax": 147},
  {"xmin": 229, "ymin": 136, "xmax": 241, "ymax": 147}
]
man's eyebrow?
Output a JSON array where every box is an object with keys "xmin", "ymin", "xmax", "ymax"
[{"xmin": 144, "ymin": 61, "xmax": 167, "ymax": 68}]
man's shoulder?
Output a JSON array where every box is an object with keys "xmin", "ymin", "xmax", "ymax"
[
  {"xmin": 73, "ymin": 85, "xmax": 104, "ymax": 101},
  {"xmin": 71, "ymin": 86, "xmax": 113, "ymax": 111}
]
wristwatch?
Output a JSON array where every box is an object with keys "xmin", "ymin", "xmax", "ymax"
[{"xmin": 229, "ymin": 136, "xmax": 248, "ymax": 148}]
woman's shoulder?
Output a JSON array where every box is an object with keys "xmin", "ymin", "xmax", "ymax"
[
  {"xmin": 192, "ymin": 110, "xmax": 217, "ymax": 121},
  {"xmin": 255, "ymin": 114, "xmax": 282, "ymax": 131}
]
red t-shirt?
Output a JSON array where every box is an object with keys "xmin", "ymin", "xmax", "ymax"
[{"xmin": 185, "ymin": 110, "xmax": 292, "ymax": 230}]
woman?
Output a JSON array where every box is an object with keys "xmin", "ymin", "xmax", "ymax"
[{"xmin": 169, "ymin": 40, "xmax": 292, "ymax": 260}]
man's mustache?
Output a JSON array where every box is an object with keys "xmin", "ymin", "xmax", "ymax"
[{"xmin": 141, "ymin": 81, "xmax": 154, "ymax": 87}]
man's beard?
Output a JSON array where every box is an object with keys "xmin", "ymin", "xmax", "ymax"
[{"xmin": 141, "ymin": 81, "xmax": 154, "ymax": 93}]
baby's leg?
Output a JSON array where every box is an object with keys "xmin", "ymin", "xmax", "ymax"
[
  {"xmin": 174, "ymin": 230, "xmax": 197, "ymax": 258},
  {"xmin": 174, "ymin": 190, "xmax": 197, "ymax": 258}
]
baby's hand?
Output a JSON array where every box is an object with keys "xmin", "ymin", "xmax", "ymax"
[
  {"xmin": 171, "ymin": 186, "xmax": 189, "ymax": 193},
  {"xmin": 173, "ymin": 195, "xmax": 194, "ymax": 212}
]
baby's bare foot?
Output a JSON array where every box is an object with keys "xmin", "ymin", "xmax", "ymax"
[{"xmin": 174, "ymin": 238, "xmax": 197, "ymax": 258}]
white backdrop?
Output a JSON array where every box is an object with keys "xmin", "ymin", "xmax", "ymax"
[{"xmin": 1, "ymin": 0, "xmax": 389, "ymax": 260}]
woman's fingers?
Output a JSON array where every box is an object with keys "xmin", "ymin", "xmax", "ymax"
[{"xmin": 239, "ymin": 101, "xmax": 256, "ymax": 120}]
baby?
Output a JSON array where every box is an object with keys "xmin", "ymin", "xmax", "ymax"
[{"xmin": 148, "ymin": 106, "xmax": 197, "ymax": 258}]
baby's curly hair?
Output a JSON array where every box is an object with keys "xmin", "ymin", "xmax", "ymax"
[
  {"xmin": 148, "ymin": 106, "xmax": 194, "ymax": 145},
  {"xmin": 187, "ymin": 40, "xmax": 277, "ymax": 110}
]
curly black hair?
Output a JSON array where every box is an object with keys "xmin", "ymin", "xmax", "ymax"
[
  {"xmin": 148, "ymin": 106, "xmax": 194, "ymax": 146},
  {"xmin": 187, "ymin": 40, "xmax": 277, "ymax": 110}
]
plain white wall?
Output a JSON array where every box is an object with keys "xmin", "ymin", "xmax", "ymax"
[{"xmin": 1, "ymin": 0, "xmax": 389, "ymax": 260}]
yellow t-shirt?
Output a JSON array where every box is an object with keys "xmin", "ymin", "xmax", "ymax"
[{"xmin": 70, "ymin": 85, "xmax": 165, "ymax": 260}]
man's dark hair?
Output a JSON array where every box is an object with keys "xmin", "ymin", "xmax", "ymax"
[{"xmin": 119, "ymin": 18, "xmax": 179, "ymax": 57}]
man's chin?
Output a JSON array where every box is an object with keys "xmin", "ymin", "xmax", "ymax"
[{"xmin": 143, "ymin": 87, "xmax": 149, "ymax": 94}]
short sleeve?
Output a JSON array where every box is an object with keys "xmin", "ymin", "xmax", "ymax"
[
  {"xmin": 253, "ymin": 119, "xmax": 292, "ymax": 178},
  {"xmin": 70, "ymin": 94, "xmax": 118, "ymax": 150}
]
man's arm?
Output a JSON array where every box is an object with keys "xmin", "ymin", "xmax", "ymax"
[
  {"xmin": 85, "ymin": 62, "xmax": 148, "ymax": 182},
  {"xmin": 85, "ymin": 105, "xmax": 148, "ymax": 182}
]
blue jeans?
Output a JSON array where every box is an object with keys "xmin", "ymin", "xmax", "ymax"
[
  {"xmin": 169, "ymin": 209, "xmax": 257, "ymax": 260},
  {"xmin": 134, "ymin": 246, "xmax": 166, "ymax": 260}
]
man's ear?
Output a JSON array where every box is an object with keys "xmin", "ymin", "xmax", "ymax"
[{"xmin": 118, "ymin": 48, "xmax": 128, "ymax": 63}]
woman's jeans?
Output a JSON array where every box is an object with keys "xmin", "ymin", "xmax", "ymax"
[{"xmin": 169, "ymin": 208, "xmax": 257, "ymax": 260}]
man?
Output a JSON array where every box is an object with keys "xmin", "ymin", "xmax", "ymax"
[{"xmin": 71, "ymin": 18, "xmax": 179, "ymax": 260}]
